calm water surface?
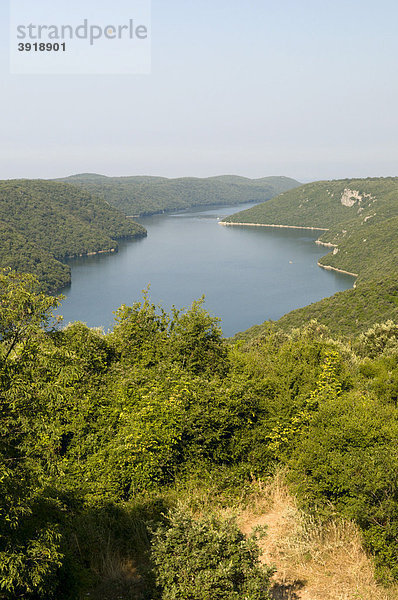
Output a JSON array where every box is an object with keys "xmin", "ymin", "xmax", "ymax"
[{"xmin": 57, "ymin": 203, "xmax": 355, "ymax": 336}]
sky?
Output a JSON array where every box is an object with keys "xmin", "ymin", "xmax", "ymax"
[{"xmin": 1, "ymin": 0, "xmax": 398, "ymax": 182}]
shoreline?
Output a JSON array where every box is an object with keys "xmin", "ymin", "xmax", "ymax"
[
  {"xmin": 219, "ymin": 219, "xmax": 358, "ymax": 284},
  {"xmin": 317, "ymin": 261, "xmax": 358, "ymax": 278},
  {"xmin": 219, "ymin": 221, "xmax": 329, "ymax": 231},
  {"xmin": 63, "ymin": 248, "xmax": 117, "ymax": 260},
  {"xmin": 62, "ymin": 231, "xmax": 146, "ymax": 261},
  {"xmin": 315, "ymin": 240, "xmax": 337, "ymax": 248}
]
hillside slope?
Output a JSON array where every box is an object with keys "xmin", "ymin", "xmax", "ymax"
[
  {"xmin": 225, "ymin": 178, "xmax": 398, "ymax": 337},
  {"xmin": 317, "ymin": 215, "xmax": 398, "ymax": 283},
  {"xmin": 56, "ymin": 173, "xmax": 301, "ymax": 216},
  {"xmin": 0, "ymin": 180, "xmax": 146, "ymax": 291},
  {"xmin": 223, "ymin": 177, "xmax": 398, "ymax": 230}
]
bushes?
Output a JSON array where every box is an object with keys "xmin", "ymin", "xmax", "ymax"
[
  {"xmin": 0, "ymin": 522, "xmax": 63, "ymax": 599},
  {"xmin": 358, "ymin": 320, "xmax": 398, "ymax": 358},
  {"xmin": 3, "ymin": 269, "xmax": 398, "ymax": 593},
  {"xmin": 151, "ymin": 506, "xmax": 274, "ymax": 600},
  {"xmin": 168, "ymin": 298, "xmax": 229, "ymax": 376},
  {"xmin": 290, "ymin": 393, "xmax": 398, "ymax": 580}
]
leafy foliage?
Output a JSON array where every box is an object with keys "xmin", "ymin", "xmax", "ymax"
[
  {"xmin": 0, "ymin": 271, "xmax": 66, "ymax": 599},
  {"xmin": 1, "ymin": 269, "xmax": 398, "ymax": 596},
  {"xmin": 358, "ymin": 320, "xmax": 398, "ymax": 358},
  {"xmin": 151, "ymin": 506, "xmax": 273, "ymax": 600}
]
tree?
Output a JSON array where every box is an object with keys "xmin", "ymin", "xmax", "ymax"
[
  {"xmin": 0, "ymin": 268, "xmax": 60, "ymax": 362},
  {"xmin": 169, "ymin": 298, "xmax": 229, "ymax": 376},
  {"xmin": 0, "ymin": 269, "xmax": 64, "ymax": 598},
  {"xmin": 358, "ymin": 320, "xmax": 398, "ymax": 358}
]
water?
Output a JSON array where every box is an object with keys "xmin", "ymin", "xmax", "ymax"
[{"xmin": 57, "ymin": 203, "xmax": 355, "ymax": 336}]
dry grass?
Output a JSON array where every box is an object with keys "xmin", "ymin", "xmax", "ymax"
[
  {"xmin": 72, "ymin": 516, "xmax": 148, "ymax": 600},
  {"xmin": 78, "ymin": 473, "xmax": 398, "ymax": 600},
  {"xmin": 238, "ymin": 471, "xmax": 398, "ymax": 600},
  {"xmin": 84, "ymin": 560, "xmax": 142, "ymax": 600}
]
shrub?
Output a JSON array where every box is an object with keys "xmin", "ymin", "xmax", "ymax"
[
  {"xmin": 151, "ymin": 506, "xmax": 274, "ymax": 600},
  {"xmin": 358, "ymin": 320, "xmax": 398, "ymax": 358}
]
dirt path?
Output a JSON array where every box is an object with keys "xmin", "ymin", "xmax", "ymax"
[{"xmin": 238, "ymin": 481, "xmax": 397, "ymax": 600}]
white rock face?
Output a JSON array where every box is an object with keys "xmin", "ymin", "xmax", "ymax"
[
  {"xmin": 341, "ymin": 189, "xmax": 362, "ymax": 207},
  {"xmin": 340, "ymin": 189, "xmax": 373, "ymax": 207},
  {"xmin": 364, "ymin": 214, "xmax": 376, "ymax": 222}
]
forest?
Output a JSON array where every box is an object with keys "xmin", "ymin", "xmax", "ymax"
[
  {"xmin": 0, "ymin": 180, "xmax": 146, "ymax": 292},
  {"xmin": 1, "ymin": 268, "xmax": 398, "ymax": 599},
  {"xmin": 56, "ymin": 173, "xmax": 301, "ymax": 216}
]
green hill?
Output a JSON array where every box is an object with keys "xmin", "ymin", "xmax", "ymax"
[
  {"xmin": 225, "ymin": 178, "xmax": 398, "ymax": 337},
  {"xmin": 317, "ymin": 215, "xmax": 398, "ymax": 283},
  {"xmin": 56, "ymin": 173, "xmax": 301, "ymax": 216},
  {"xmin": 0, "ymin": 180, "xmax": 146, "ymax": 291},
  {"xmin": 223, "ymin": 177, "xmax": 398, "ymax": 230}
]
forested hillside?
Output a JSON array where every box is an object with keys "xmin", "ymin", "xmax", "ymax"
[
  {"xmin": 56, "ymin": 173, "xmax": 301, "ymax": 216},
  {"xmin": 224, "ymin": 178, "xmax": 398, "ymax": 337},
  {"xmin": 0, "ymin": 180, "xmax": 146, "ymax": 291},
  {"xmin": 224, "ymin": 177, "xmax": 398, "ymax": 228},
  {"xmin": 1, "ymin": 269, "xmax": 398, "ymax": 599}
]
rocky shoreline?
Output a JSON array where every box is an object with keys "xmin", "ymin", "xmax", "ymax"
[
  {"xmin": 317, "ymin": 261, "xmax": 358, "ymax": 279},
  {"xmin": 219, "ymin": 221, "xmax": 329, "ymax": 231}
]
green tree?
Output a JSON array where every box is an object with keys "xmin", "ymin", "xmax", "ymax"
[
  {"xmin": 358, "ymin": 320, "xmax": 398, "ymax": 358},
  {"xmin": 0, "ymin": 269, "xmax": 64, "ymax": 598},
  {"xmin": 0, "ymin": 268, "xmax": 60, "ymax": 362},
  {"xmin": 169, "ymin": 298, "xmax": 228, "ymax": 376}
]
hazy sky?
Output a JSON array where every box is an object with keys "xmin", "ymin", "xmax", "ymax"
[{"xmin": 2, "ymin": 0, "xmax": 398, "ymax": 181}]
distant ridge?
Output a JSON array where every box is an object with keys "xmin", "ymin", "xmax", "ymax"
[{"xmin": 56, "ymin": 173, "xmax": 301, "ymax": 216}]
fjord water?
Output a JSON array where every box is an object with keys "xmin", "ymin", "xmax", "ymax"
[{"xmin": 57, "ymin": 203, "xmax": 355, "ymax": 336}]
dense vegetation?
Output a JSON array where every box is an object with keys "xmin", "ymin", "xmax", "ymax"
[
  {"xmin": 225, "ymin": 178, "xmax": 398, "ymax": 337},
  {"xmin": 0, "ymin": 180, "xmax": 146, "ymax": 291},
  {"xmin": 224, "ymin": 177, "xmax": 398, "ymax": 229},
  {"xmin": 2, "ymin": 269, "xmax": 398, "ymax": 599},
  {"xmin": 56, "ymin": 173, "xmax": 301, "ymax": 216}
]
